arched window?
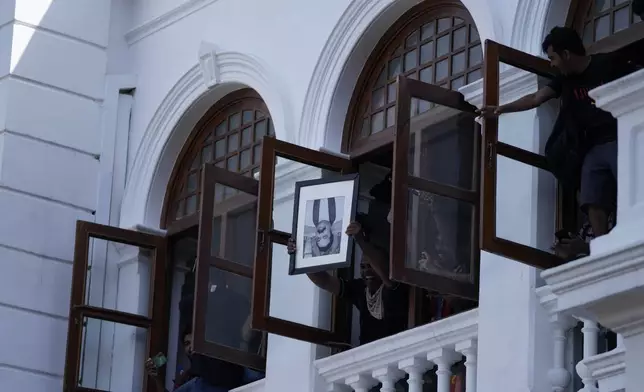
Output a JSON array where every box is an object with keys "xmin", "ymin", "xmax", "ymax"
[
  {"xmin": 343, "ymin": 1, "xmax": 482, "ymax": 153},
  {"xmin": 569, "ymin": 0, "xmax": 641, "ymax": 45},
  {"xmin": 164, "ymin": 89, "xmax": 274, "ymax": 225}
]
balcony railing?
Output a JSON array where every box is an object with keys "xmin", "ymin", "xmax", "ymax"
[{"xmin": 315, "ymin": 309, "xmax": 478, "ymax": 392}]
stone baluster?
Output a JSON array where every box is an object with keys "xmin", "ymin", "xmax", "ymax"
[
  {"xmin": 399, "ymin": 357, "xmax": 431, "ymax": 392},
  {"xmin": 345, "ymin": 374, "xmax": 377, "ymax": 392},
  {"xmin": 455, "ymin": 339, "xmax": 477, "ymax": 392},
  {"xmin": 373, "ymin": 367, "xmax": 404, "ymax": 392},
  {"xmin": 577, "ymin": 319, "xmax": 599, "ymax": 392},
  {"xmin": 428, "ymin": 348, "xmax": 461, "ymax": 392},
  {"xmin": 547, "ymin": 314, "xmax": 576, "ymax": 392}
]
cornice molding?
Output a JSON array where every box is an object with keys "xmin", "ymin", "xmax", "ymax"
[
  {"xmin": 315, "ymin": 308, "xmax": 478, "ymax": 383},
  {"xmin": 460, "ymin": 66, "xmax": 539, "ymax": 108},
  {"xmin": 510, "ymin": 0, "xmax": 551, "ymax": 55},
  {"xmin": 125, "ymin": 0, "xmax": 220, "ymax": 45},
  {"xmin": 589, "ymin": 68, "xmax": 644, "ymax": 118},
  {"xmin": 120, "ymin": 49, "xmax": 294, "ymax": 227}
]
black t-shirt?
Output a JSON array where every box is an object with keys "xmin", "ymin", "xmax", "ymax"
[
  {"xmin": 339, "ymin": 278, "xmax": 408, "ymax": 345},
  {"xmin": 547, "ymin": 53, "xmax": 638, "ymax": 147}
]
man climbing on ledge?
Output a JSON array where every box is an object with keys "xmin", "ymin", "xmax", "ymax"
[{"xmin": 479, "ymin": 26, "xmax": 638, "ymax": 242}]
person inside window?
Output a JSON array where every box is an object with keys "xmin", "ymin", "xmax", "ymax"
[
  {"xmin": 479, "ymin": 26, "xmax": 638, "ymax": 240},
  {"xmin": 288, "ymin": 221, "xmax": 408, "ymax": 345},
  {"xmin": 145, "ymin": 324, "xmax": 244, "ymax": 392}
]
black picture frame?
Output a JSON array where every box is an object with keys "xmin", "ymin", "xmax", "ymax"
[{"xmin": 289, "ymin": 173, "xmax": 360, "ymax": 275}]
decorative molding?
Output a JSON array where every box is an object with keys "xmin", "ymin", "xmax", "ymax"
[
  {"xmin": 460, "ymin": 66, "xmax": 539, "ymax": 108},
  {"xmin": 125, "ymin": 0, "xmax": 221, "ymax": 45},
  {"xmin": 584, "ymin": 348, "xmax": 626, "ymax": 392},
  {"xmin": 298, "ymin": 0, "xmax": 499, "ymax": 150},
  {"xmin": 199, "ymin": 41, "xmax": 221, "ymax": 88},
  {"xmin": 510, "ymin": 0, "xmax": 551, "ymax": 54},
  {"xmin": 315, "ymin": 308, "xmax": 478, "ymax": 383},
  {"xmin": 589, "ymin": 68, "xmax": 644, "ymax": 118},
  {"xmin": 120, "ymin": 50, "xmax": 294, "ymax": 228}
]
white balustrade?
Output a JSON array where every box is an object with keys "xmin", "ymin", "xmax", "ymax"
[{"xmin": 315, "ymin": 309, "xmax": 478, "ymax": 392}]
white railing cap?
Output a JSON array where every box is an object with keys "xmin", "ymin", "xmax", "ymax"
[{"xmin": 315, "ymin": 308, "xmax": 478, "ymax": 382}]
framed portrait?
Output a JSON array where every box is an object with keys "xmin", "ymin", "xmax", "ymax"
[{"xmin": 289, "ymin": 173, "xmax": 360, "ymax": 275}]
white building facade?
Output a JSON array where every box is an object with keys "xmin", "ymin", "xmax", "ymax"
[{"xmin": 1, "ymin": 0, "xmax": 643, "ymax": 392}]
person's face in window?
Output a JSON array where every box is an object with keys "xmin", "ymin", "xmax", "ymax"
[
  {"xmin": 183, "ymin": 333, "xmax": 193, "ymax": 356},
  {"xmin": 316, "ymin": 221, "xmax": 333, "ymax": 249},
  {"xmin": 546, "ymin": 46, "xmax": 572, "ymax": 75},
  {"xmin": 360, "ymin": 257, "xmax": 381, "ymax": 291}
]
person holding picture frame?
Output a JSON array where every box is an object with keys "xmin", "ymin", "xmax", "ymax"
[{"xmin": 287, "ymin": 219, "xmax": 408, "ymax": 346}]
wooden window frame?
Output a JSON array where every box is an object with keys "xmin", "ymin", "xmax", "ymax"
[
  {"xmin": 480, "ymin": 40, "xmax": 565, "ymax": 269},
  {"xmin": 392, "ymin": 75, "xmax": 480, "ymax": 300},
  {"xmin": 193, "ymin": 163, "xmax": 266, "ymax": 371},
  {"xmin": 252, "ymin": 136, "xmax": 354, "ymax": 347},
  {"xmin": 63, "ymin": 221, "xmax": 168, "ymax": 392}
]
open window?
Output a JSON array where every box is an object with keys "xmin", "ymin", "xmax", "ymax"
[
  {"xmin": 252, "ymin": 136, "xmax": 354, "ymax": 347},
  {"xmin": 192, "ymin": 164, "xmax": 266, "ymax": 370},
  {"xmin": 392, "ymin": 75, "xmax": 480, "ymax": 300},
  {"xmin": 63, "ymin": 221, "xmax": 168, "ymax": 392},
  {"xmin": 480, "ymin": 40, "xmax": 564, "ymax": 269}
]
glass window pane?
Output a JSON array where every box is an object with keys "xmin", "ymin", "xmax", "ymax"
[
  {"xmin": 387, "ymin": 83, "xmax": 397, "ymax": 104},
  {"xmin": 371, "ymin": 111, "xmax": 385, "ymax": 134},
  {"xmin": 202, "ymin": 144, "xmax": 213, "ymax": 163},
  {"xmin": 227, "ymin": 156, "xmax": 238, "ymax": 171},
  {"xmin": 594, "ymin": 0, "xmax": 610, "ymax": 12},
  {"xmin": 225, "ymin": 202, "xmax": 258, "ymax": 267},
  {"xmin": 242, "ymin": 110, "xmax": 254, "ymax": 124},
  {"xmin": 376, "ymin": 66, "xmax": 387, "ymax": 87},
  {"xmin": 405, "ymin": 31, "xmax": 419, "ymax": 48},
  {"xmin": 242, "ymin": 127, "xmax": 252, "ymax": 146},
  {"xmin": 469, "ymin": 44, "xmax": 482, "ymax": 66},
  {"xmin": 405, "ymin": 190, "xmax": 474, "ymax": 280},
  {"xmin": 84, "ymin": 239, "xmax": 152, "ymax": 317},
  {"xmin": 216, "ymin": 121, "xmax": 227, "ymax": 136},
  {"xmin": 386, "ymin": 106, "xmax": 396, "ymax": 128},
  {"xmin": 420, "ymin": 66, "xmax": 433, "ymax": 83},
  {"xmin": 372, "ymin": 87, "xmax": 385, "ymax": 109},
  {"xmin": 254, "ymin": 120, "xmax": 267, "ymax": 141},
  {"xmin": 437, "ymin": 18, "xmax": 452, "ymax": 33},
  {"xmin": 421, "ymin": 21, "xmax": 435, "ymax": 40},
  {"xmin": 436, "ymin": 59, "xmax": 449, "ymax": 81},
  {"xmin": 470, "ymin": 26, "xmax": 479, "ymax": 42},
  {"xmin": 614, "ymin": 7, "xmax": 630, "ymax": 32},
  {"xmin": 186, "ymin": 195, "xmax": 198, "ymax": 215},
  {"xmin": 389, "ymin": 57, "xmax": 402, "ymax": 79},
  {"xmin": 437, "ymin": 34, "xmax": 450, "ymax": 57},
  {"xmin": 253, "ymin": 144, "xmax": 262, "ymax": 164},
  {"xmin": 78, "ymin": 318, "xmax": 146, "ymax": 391},
  {"xmin": 230, "ymin": 112, "xmax": 241, "ymax": 130},
  {"xmin": 187, "ymin": 172, "xmax": 198, "ymax": 192},
  {"xmin": 228, "ymin": 134, "xmax": 239, "ymax": 153},
  {"xmin": 204, "ymin": 268, "xmax": 257, "ymax": 353},
  {"xmin": 453, "ymin": 27, "xmax": 467, "ymax": 50},
  {"xmin": 176, "ymin": 199, "xmax": 185, "ymax": 219},
  {"xmin": 452, "ymin": 76, "xmax": 466, "ymax": 90},
  {"xmin": 404, "ymin": 50, "xmax": 418, "ymax": 71},
  {"xmin": 408, "ymin": 100, "xmax": 477, "ymax": 190},
  {"xmin": 420, "ymin": 41, "xmax": 435, "ymax": 64},
  {"xmin": 215, "ymin": 140, "xmax": 226, "ymax": 158},
  {"xmin": 467, "ymin": 69, "xmax": 482, "ymax": 83},
  {"xmin": 240, "ymin": 149, "xmax": 251, "ymax": 169},
  {"xmin": 452, "ymin": 51, "xmax": 466, "ymax": 74},
  {"xmin": 595, "ymin": 15, "xmax": 610, "ymax": 41}
]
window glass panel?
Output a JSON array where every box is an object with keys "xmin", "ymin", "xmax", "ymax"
[
  {"xmin": 202, "ymin": 144, "xmax": 213, "ymax": 164},
  {"xmin": 437, "ymin": 17, "xmax": 452, "ymax": 33},
  {"xmin": 216, "ymin": 121, "xmax": 227, "ymax": 136},
  {"xmin": 436, "ymin": 59, "xmax": 449, "ymax": 81},
  {"xmin": 242, "ymin": 110, "xmax": 254, "ymax": 124},
  {"xmin": 452, "ymin": 51, "xmax": 466, "ymax": 74},
  {"xmin": 240, "ymin": 149, "xmax": 251, "ymax": 169},
  {"xmin": 204, "ymin": 268, "xmax": 258, "ymax": 353},
  {"xmin": 452, "ymin": 76, "xmax": 466, "ymax": 90},
  {"xmin": 242, "ymin": 127, "xmax": 252, "ymax": 146},
  {"xmin": 85, "ymin": 239, "xmax": 151, "ymax": 317},
  {"xmin": 227, "ymin": 156, "xmax": 238, "ymax": 171},
  {"xmin": 405, "ymin": 31, "xmax": 419, "ymax": 48},
  {"xmin": 387, "ymin": 83, "xmax": 397, "ymax": 104},
  {"xmin": 228, "ymin": 134, "xmax": 239, "ymax": 153},
  {"xmin": 614, "ymin": 6, "xmax": 630, "ymax": 32},
  {"xmin": 404, "ymin": 50, "xmax": 418, "ymax": 71},
  {"xmin": 469, "ymin": 44, "xmax": 482, "ymax": 66},
  {"xmin": 187, "ymin": 173, "xmax": 198, "ymax": 192},
  {"xmin": 453, "ymin": 26, "xmax": 467, "ymax": 50},
  {"xmin": 267, "ymin": 242, "xmax": 333, "ymax": 330},
  {"xmin": 389, "ymin": 57, "xmax": 402, "ymax": 79},
  {"xmin": 470, "ymin": 26, "xmax": 479, "ymax": 42},
  {"xmin": 420, "ymin": 41, "xmax": 435, "ymax": 64},
  {"xmin": 595, "ymin": 15, "xmax": 610, "ymax": 41},
  {"xmin": 78, "ymin": 318, "xmax": 146, "ymax": 391},
  {"xmin": 420, "ymin": 66, "xmax": 433, "ymax": 83},
  {"xmin": 230, "ymin": 113, "xmax": 241, "ymax": 130},
  {"xmin": 467, "ymin": 69, "xmax": 482, "ymax": 83},
  {"xmin": 408, "ymin": 102, "xmax": 476, "ymax": 190},
  {"xmin": 254, "ymin": 120, "xmax": 267, "ymax": 141},
  {"xmin": 386, "ymin": 106, "xmax": 396, "ymax": 128},
  {"xmin": 371, "ymin": 111, "xmax": 385, "ymax": 134},
  {"xmin": 437, "ymin": 35, "xmax": 450, "ymax": 57},
  {"xmin": 215, "ymin": 140, "xmax": 226, "ymax": 158},
  {"xmin": 186, "ymin": 195, "xmax": 198, "ymax": 214},
  {"xmin": 405, "ymin": 190, "xmax": 474, "ymax": 279},
  {"xmin": 421, "ymin": 21, "xmax": 435, "ymax": 40},
  {"xmin": 253, "ymin": 144, "xmax": 262, "ymax": 165},
  {"xmin": 372, "ymin": 87, "xmax": 386, "ymax": 109},
  {"xmin": 594, "ymin": 0, "xmax": 610, "ymax": 12}
]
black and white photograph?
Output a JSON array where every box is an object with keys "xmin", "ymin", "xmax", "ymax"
[{"xmin": 289, "ymin": 174, "xmax": 359, "ymax": 275}]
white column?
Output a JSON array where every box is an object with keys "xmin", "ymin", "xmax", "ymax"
[
  {"xmin": 345, "ymin": 374, "xmax": 377, "ymax": 392},
  {"xmin": 547, "ymin": 314, "xmax": 576, "ymax": 392},
  {"xmin": 456, "ymin": 339, "xmax": 477, "ymax": 392},
  {"xmin": 429, "ymin": 348, "xmax": 460, "ymax": 392},
  {"xmin": 373, "ymin": 367, "xmax": 404, "ymax": 392},
  {"xmin": 577, "ymin": 319, "xmax": 599, "ymax": 392},
  {"xmin": 400, "ymin": 357, "xmax": 431, "ymax": 392}
]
